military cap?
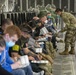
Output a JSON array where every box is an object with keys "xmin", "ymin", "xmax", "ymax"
[{"xmin": 38, "ymin": 11, "xmax": 47, "ymax": 18}]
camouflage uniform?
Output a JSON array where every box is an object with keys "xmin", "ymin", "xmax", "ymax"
[
  {"xmin": 39, "ymin": 53, "xmax": 53, "ymax": 75},
  {"xmin": 39, "ymin": 62, "xmax": 52, "ymax": 75},
  {"xmin": 60, "ymin": 12, "xmax": 76, "ymax": 55},
  {"xmin": 45, "ymin": 41, "xmax": 56, "ymax": 59}
]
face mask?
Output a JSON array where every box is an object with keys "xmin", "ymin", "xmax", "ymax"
[
  {"xmin": 56, "ymin": 15, "xmax": 60, "ymax": 18},
  {"xmin": 32, "ymin": 30, "xmax": 35, "ymax": 32},
  {"xmin": 44, "ymin": 20, "xmax": 48, "ymax": 23},
  {"xmin": 47, "ymin": 16, "xmax": 52, "ymax": 19},
  {"xmin": 0, "ymin": 53, "xmax": 1, "ymax": 55},
  {"xmin": 6, "ymin": 40, "xmax": 15, "ymax": 47}
]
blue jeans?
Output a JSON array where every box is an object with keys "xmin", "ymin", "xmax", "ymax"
[
  {"xmin": 22, "ymin": 65, "xmax": 33, "ymax": 75},
  {"xmin": 11, "ymin": 69, "xmax": 25, "ymax": 75}
]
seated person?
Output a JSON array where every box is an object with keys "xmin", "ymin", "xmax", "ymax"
[
  {"xmin": 0, "ymin": 35, "xmax": 12, "ymax": 75},
  {"xmin": 44, "ymin": 12, "xmax": 56, "ymax": 34},
  {"xmin": 1, "ymin": 25, "xmax": 33, "ymax": 75}
]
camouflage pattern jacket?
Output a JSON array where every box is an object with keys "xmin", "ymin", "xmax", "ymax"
[{"xmin": 60, "ymin": 12, "xmax": 76, "ymax": 32}]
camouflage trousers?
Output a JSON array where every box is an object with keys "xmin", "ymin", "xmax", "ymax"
[
  {"xmin": 38, "ymin": 53, "xmax": 53, "ymax": 75},
  {"xmin": 39, "ymin": 62, "xmax": 52, "ymax": 75},
  {"xmin": 45, "ymin": 41, "xmax": 56, "ymax": 59},
  {"xmin": 65, "ymin": 27, "xmax": 76, "ymax": 49}
]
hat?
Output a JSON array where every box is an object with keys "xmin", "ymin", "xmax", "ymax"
[
  {"xmin": 11, "ymin": 45, "xmax": 20, "ymax": 52},
  {"xmin": 38, "ymin": 11, "xmax": 47, "ymax": 18}
]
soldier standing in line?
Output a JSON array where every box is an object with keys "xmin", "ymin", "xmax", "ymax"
[{"xmin": 55, "ymin": 8, "xmax": 76, "ymax": 55}]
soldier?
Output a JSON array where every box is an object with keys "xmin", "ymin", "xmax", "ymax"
[{"xmin": 55, "ymin": 8, "xmax": 76, "ymax": 55}]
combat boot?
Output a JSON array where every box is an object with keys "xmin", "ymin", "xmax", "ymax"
[
  {"xmin": 69, "ymin": 48, "xmax": 75, "ymax": 55},
  {"xmin": 59, "ymin": 49, "xmax": 69, "ymax": 55}
]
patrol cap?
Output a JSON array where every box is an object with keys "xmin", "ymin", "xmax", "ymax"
[{"xmin": 38, "ymin": 11, "xmax": 47, "ymax": 18}]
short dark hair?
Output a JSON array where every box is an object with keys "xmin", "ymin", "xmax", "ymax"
[
  {"xmin": 55, "ymin": 8, "xmax": 63, "ymax": 12},
  {"xmin": 2, "ymin": 18, "xmax": 13, "ymax": 26},
  {"xmin": 19, "ymin": 23, "xmax": 32, "ymax": 34},
  {"xmin": 0, "ymin": 35, "xmax": 6, "ymax": 47}
]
